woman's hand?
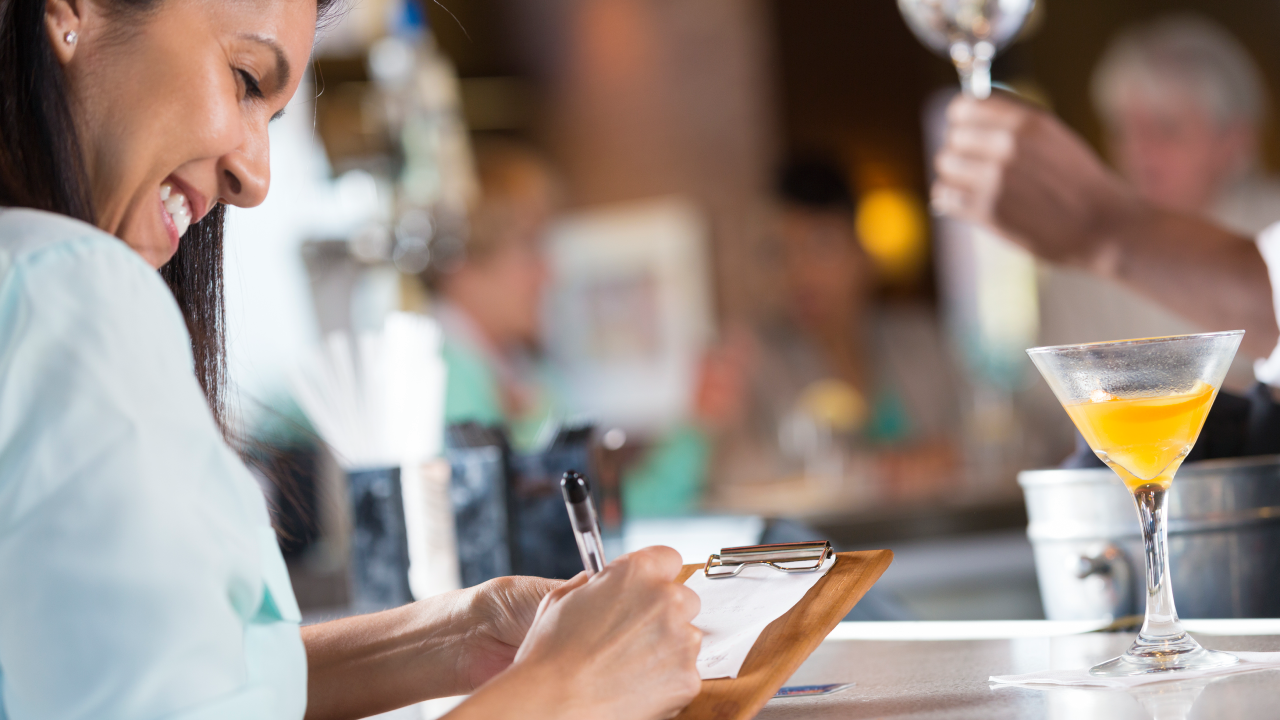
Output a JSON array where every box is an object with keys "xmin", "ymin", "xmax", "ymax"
[
  {"xmin": 454, "ymin": 546, "xmax": 703, "ymax": 720},
  {"xmin": 304, "ymin": 548, "xmax": 701, "ymax": 720},
  {"xmin": 302, "ymin": 576, "xmax": 559, "ymax": 720},
  {"xmin": 457, "ymin": 575, "xmax": 561, "ymax": 689}
]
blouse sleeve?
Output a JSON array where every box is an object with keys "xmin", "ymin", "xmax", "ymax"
[
  {"xmin": 1254, "ymin": 223, "xmax": 1280, "ymax": 386},
  {"xmin": 0, "ymin": 236, "xmax": 294, "ymax": 720}
]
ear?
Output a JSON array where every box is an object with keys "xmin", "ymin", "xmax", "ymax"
[
  {"xmin": 1220, "ymin": 121, "xmax": 1259, "ymax": 179},
  {"xmin": 44, "ymin": 0, "xmax": 83, "ymax": 65}
]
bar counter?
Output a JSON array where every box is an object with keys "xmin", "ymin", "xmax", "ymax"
[{"xmin": 759, "ymin": 621, "xmax": 1280, "ymax": 719}]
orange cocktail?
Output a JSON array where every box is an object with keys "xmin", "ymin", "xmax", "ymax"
[
  {"xmin": 1028, "ymin": 332, "xmax": 1243, "ymax": 676},
  {"xmin": 1064, "ymin": 381, "xmax": 1215, "ymax": 491}
]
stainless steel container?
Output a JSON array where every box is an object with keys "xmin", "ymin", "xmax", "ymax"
[{"xmin": 1018, "ymin": 456, "xmax": 1280, "ymax": 620}]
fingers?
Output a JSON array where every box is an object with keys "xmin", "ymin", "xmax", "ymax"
[
  {"xmin": 932, "ymin": 147, "xmax": 997, "ymax": 220},
  {"xmin": 672, "ymin": 658, "xmax": 703, "ymax": 709},
  {"xmin": 945, "ymin": 92, "xmax": 1033, "ymax": 131},
  {"xmin": 929, "ymin": 183, "xmax": 971, "ymax": 219},
  {"xmin": 944, "ymin": 124, "xmax": 1017, "ymax": 161},
  {"xmin": 548, "ymin": 571, "xmax": 589, "ymax": 599},
  {"xmin": 664, "ymin": 580, "xmax": 702, "ymax": 623},
  {"xmin": 934, "ymin": 97, "xmax": 1030, "ymax": 224},
  {"xmin": 535, "ymin": 571, "xmax": 589, "ymax": 614},
  {"xmin": 670, "ymin": 619, "xmax": 705, "ymax": 714},
  {"xmin": 499, "ymin": 575, "xmax": 563, "ymax": 600},
  {"xmin": 481, "ymin": 575, "xmax": 563, "ymax": 619},
  {"xmin": 611, "ymin": 545, "xmax": 685, "ymax": 581},
  {"xmin": 508, "ymin": 546, "xmax": 706, "ymax": 719},
  {"xmin": 934, "ymin": 150, "xmax": 997, "ymax": 190}
]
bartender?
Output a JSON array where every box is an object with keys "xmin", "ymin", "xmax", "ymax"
[
  {"xmin": 931, "ymin": 93, "xmax": 1280, "ymax": 377},
  {"xmin": 0, "ymin": 1, "xmax": 700, "ymax": 719},
  {"xmin": 1037, "ymin": 15, "xmax": 1280, "ymax": 358}
]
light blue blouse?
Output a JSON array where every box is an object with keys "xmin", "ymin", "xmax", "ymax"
[{"xmin": 0, "ymin": 209, "xmax": 306, "ymax": 720}]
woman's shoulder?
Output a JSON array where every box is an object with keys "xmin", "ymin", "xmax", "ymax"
[
  {"xmin": 0, "ymin": 209, "xmax": 202, "ymax": 525},
  {"xmin": 0, "ymin": 207, "xmax": 185, "ymax": 336},
  {"xmin": 0, "ymin": 206, "xmax": 127, "ymax": 257}
]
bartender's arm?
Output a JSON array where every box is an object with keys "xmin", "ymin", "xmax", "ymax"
[
  {"xmin": 302, "ymin": 546, "xmax": 702, "ymax": 720},
  {"xmin": 932, "ymin": 94, "xmax": 1280, "ymax": 358}
]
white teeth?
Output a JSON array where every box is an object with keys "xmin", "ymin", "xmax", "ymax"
[{"xmin": 159, "ymin": 182, "xmax": 192, "ymax": 239}]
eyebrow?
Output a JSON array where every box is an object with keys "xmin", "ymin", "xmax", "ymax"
[{"xmin": 240, "ymin": 33, "xmax": 292, "ymax": 96}]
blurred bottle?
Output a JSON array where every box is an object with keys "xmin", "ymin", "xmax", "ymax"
[{"xmin": 367, "ymin": 0, "xmax": 478, "ymax": 276}]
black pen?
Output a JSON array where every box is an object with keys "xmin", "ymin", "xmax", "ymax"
[{"xmin": 560, "ymin": 470, "xmax": 606, "ymax": 575}]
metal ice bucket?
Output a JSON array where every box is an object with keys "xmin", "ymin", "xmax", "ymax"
[{"xmin": 1019, "ymin": 456, "xmax": 1280, "ymax": 620}]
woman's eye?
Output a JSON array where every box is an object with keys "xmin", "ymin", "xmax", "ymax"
[{"xmin": 238, "ymin": 69, "xmax": 264, "ymax": 100}]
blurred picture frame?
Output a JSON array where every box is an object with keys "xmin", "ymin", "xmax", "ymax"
[{"xmin": 542, "ymin": 197, "xmax": 715, "ymax": 433}]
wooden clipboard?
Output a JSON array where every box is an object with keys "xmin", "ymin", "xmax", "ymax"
[{"xmin": 673, "ymin": 549, "xmax": 894, "ymax": 720}]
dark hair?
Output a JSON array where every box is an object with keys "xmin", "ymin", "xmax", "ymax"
[
  {"xmin": 776, "ymin": 157, "xmax": 856, "ymax": 214},
  {"xmin": 0, "ymin": 0, "xmax": 339, "ymax": 433}
]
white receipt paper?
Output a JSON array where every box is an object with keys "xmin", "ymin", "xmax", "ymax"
[{"xmin": 684, "ymin": 557, "xmax": 834, "ymax": 679}]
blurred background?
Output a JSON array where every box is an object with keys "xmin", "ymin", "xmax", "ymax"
[{"xmin": 222, "ymin": 0, "xmax": 1280, "ymax": 632}]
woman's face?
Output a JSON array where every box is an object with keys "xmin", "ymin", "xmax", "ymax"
[{"xmin": 46, "ymin": 0, "xmax": 317, "ymax": 268}]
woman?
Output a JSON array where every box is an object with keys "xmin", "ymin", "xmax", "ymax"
[{"xmin": 0, "ymin": 1, "xmax": 702, "ymax": 719}]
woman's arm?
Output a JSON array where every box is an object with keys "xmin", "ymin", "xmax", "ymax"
[
  {"xmin": 303, "ymin": 547, "xmax": 702, "ymax": 720},
  {"xmin": 302, "ymin": 576, "xmax": 558, "ymax": 720},
  {"xmin": 450, "ymin": 547, "xmax": 702, "ymax": 720},
  {"xmin": 0, "ymin": 231, "xmax": 306, "ymax": 719}
]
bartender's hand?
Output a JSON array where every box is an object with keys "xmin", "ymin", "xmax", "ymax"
[
  {"xmin": 457, "ymin": 546, "xmax": 703, "ymax": 720},
  {"xmin": 932, "ymin": 93, "xmax": 1143, "ymax": 271}
]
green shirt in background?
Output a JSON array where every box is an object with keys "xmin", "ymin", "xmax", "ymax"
[{"xmin": 441, "ymin": 337, "xmax": 710, "ymax": 516}]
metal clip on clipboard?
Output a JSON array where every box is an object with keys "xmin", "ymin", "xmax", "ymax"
[{"xmin": 703, "ymin": 540, "xmax": 834, "ymax": 579}]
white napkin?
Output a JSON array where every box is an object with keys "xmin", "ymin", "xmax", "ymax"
[
  {"xmin": 684, "ymin": 557, "xmax": 833, "ymax": 679},
  {"xmin": 990, "ymin": 651, "xmax": 1280, "ymax": 688}
]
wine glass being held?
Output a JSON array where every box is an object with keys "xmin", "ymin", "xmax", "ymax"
[{"xmin": 453, "ymin": 546, "xmax": 703, "ymax": 720}]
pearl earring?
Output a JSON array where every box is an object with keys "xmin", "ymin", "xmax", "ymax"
[{"xmin": 64, "ymin": 31, "xmax": 77, "ymax": 45}]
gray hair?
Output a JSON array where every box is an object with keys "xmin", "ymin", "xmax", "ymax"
[{"xmin": 1091, "ymin": 14, "xmax": 1267, "ymax": 129}]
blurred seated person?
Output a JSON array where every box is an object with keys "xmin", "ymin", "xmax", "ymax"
[
  {"xmin": 425, "ymin": 140, "xmax": 733, "ymax": 512},
  {"xmin": 423, "ymin": 139, "xmax": 559, "ymax": 449},
  {"xmin": 700, "ymin": 159, "xmax": 960, "ymax": 512},
  {"xmin": 1038, "ymin": 15, "xmax": 1280, "ymax": 377}
]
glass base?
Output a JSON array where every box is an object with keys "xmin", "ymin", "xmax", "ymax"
[{"xmin": 1090, "ymin": 632, "xmax": 1238, "ymax": 677}]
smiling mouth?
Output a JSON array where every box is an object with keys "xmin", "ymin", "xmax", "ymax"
[{"xmin": 159, "ymin": 182, "xmax": 194, "ymax": 241}]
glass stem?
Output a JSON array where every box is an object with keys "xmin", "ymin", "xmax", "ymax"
[
  {"xmin": 1133, "ymin": 484, "xmax": 1183, "ymax": 642},
  {"xmin": 959, "ymin": 56, "xmax": 992, "ymax": 100}
]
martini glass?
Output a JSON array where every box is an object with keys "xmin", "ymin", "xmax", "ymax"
[
  {"xmin": 1027, "ymin": 331, "xmax": 1243, "ymax": 676},
  {"xmin": 897, "ymin": 0, "xmax": 1036, "ymax": 99}
]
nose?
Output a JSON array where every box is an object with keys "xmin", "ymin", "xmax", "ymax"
[{"xmin": 216, "ymin": 121, "xmax": 271, "ymax": 208}]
